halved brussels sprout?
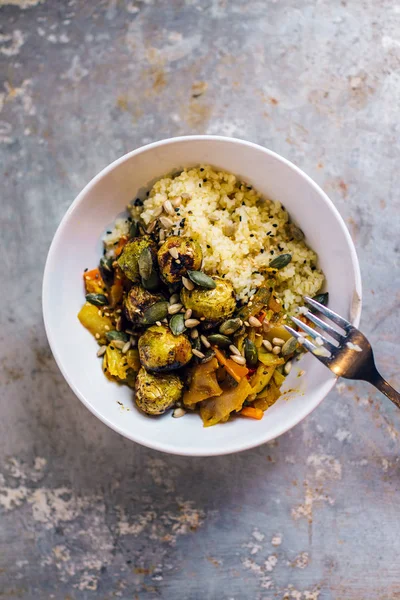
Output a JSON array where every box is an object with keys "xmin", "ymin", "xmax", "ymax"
[
  {"xmin": 138, "ymin": 324, "xmax": 193, "ymax": 372},
  {"xmin": 157, "ymin": 236, "xmax": 202, "ymax": 284},
  {"xmin": 135, "ymin": 367, "xmax": 183, "ymax": 415}
]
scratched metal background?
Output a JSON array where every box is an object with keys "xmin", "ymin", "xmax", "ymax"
[{"xmin": 1, "ymin": 1, "xmax": 400, "ymax": 598}]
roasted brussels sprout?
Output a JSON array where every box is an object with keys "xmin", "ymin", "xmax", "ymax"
[
  {"xmin": 180, "ymin": 276, "xmax": 236, "ymax": 323},
  {"xmin": 138, "ymin": 325, "xmax": 193, "ymax": 372},
  {"xmin": 117, "ymin": 235, "xmax": 157, "ymax": 282},
  {"xmin": 157, "ymin": 236, "xmax": 202, "ymax": 284},
  {"xmin": 124, "ymin": 285, "xmax": 165, "ymax": 324},
  {"xmin": 135, "ymin": 367, "xmax": 183, "ymax": 415}
]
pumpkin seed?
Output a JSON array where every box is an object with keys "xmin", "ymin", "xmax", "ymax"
[
  {"xmin": 129, "ymin": 221, "xmax": 138, "ymax": 238},
  {"xmin": 207, "ymin": 334, "xmax": 232, "ymax": 348},
  {"xmin": 269, "ymin": 253, "xmax": 292, "ymax": 270},
  {"xmin": 170, "ymin": 313, "xmax": 186, "ymax": 336},
  {"xmin": 281, "ymin": 336, "xmax": 298, "ymax": 356},
  {"xmin": 106, "ymin": 330, "xmax": 129, "ymax": 343},
  {"xmin": 142, "ymin": 269, "xmax": 161, "ymax": 292},
  {"xmin": 244, "ymin": 338, "xmax": 258, "ymax": 368},
  {"xmin": 312, "ymin": 292, "xmax": 329, "ymax": 306},
  {"xmin": 219, "ymin": 318, "xmax": 242, "ymax": 335},
  {"xmin": 138, "ymin": 247, "xmax": 153, "ymax": 281},
  {"xmin": 142, "ymin": 301, "xmax": 169, "ymax": 325},
  {"xmin": 187, "ymin": 270, "xmax": 216, "ymax": 289},
  {"xmin": 200, "ymin": 348, "xmax": 216, "ymax": 364},
  {"xmin": 85, "ymin": 293, "xmax": 108, "ymax": 306},
  {"xmin": 287, "ymin": 223, "xmax": 304, "ymax": 241}
]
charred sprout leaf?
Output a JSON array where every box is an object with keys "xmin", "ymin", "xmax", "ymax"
[
  {"xmin": 142, "ymin": 301, "xmax": 169, "ymax": 325},
  {"xmin": 244, "ymin": 338, "xmax": 258, "ymax": 368},
  {"xmin": 170, "ymin": 313, "xmax": 186, "ymax": 336},
  {"xmin": 129, "ymin": 221, "xmax": 139, "ymax": 239},
  {"xmin": 269, "ymin": 253, "xmax": 292, "ymax": 270},
  {"xmin": 312, "ymin": 292, "xmax": 329, "ymax": 307},
  {"xmin": 106, "ymin": 330, "xmax": 129, "ymax": 343},
  {"xmin": 187, "ymin": 270, "xmax": 216, "ymax": 289},
  {"xmin": 219, "ymin": 318, "xmax": 242, "ymax": 335},
  {"xmin": 85, "ymin": 293, "xmax": 108, "ymax": 306},
  {"xmin": 281, "ymin": 336, "xmax": 298, "ymax": 356},
  {"xmin": 207, "ymin": 333, "xmax": 232, "ymax": 348},
  {"xmin": 138, "ymin": 247, "xmax": 153, "ymax": 281}
]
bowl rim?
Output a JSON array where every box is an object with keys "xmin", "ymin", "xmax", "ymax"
[{"xmin": 42, "ymin": 135, "xmax": 362, "ymax": 456}]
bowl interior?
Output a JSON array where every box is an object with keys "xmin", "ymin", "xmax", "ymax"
[{"xmin": 43, "ymin": 137, "xmax": 361, "ymax": 456}]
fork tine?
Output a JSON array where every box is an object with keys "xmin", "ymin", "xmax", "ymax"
[
  {"xmin": 291, "ymin": 317, "xmax": 337, "ymax": 354},
  {"xmin": 304, "ymin": 296, "xmax": 351, "ymax": 330},
  {"xmin": 284, "ymin": 325, "xmax": 318, "ymax": 354},
  {"xmin": 303, "ymin": 311, "xmax": 344, "ymax": 343}
]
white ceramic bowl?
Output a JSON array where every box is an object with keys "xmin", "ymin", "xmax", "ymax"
[{"xmin": 43, "ymin": 136, "xmax": 362, "ymax": 456}]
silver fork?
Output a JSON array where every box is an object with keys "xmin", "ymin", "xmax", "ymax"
[{"xmin": 285, "ymin": 296, "xmax": 400, "ymax": 409}]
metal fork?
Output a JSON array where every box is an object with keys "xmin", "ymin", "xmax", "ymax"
[{"xmin": 284, "ymin": 296, "xmax": 400, "ymax": 409}]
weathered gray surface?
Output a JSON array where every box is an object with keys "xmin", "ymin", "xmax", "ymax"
[{"xmin": 1, "ymin": 1, "xmax": 400, "ymax": 598}]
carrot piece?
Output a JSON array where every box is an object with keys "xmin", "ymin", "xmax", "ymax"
[
  {"xmin": 240, "ymin": 407, "xmax": 264, "ymax": 420},
  {"xmin": 212, "ymin": 346, "xmax": 249, "ymax": 383},
  {"xmin": 258, "ymin": 310, "xmax": 267, "ymax": 323},
  {"xmin": 115, "ymin": 236, "xmax": 128, "ymax": 257},
  {"xmin": 83, "ymin": 268, "xmax": 106, "ymax": 294}
]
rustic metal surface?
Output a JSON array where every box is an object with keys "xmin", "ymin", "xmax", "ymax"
[{"xmin": 1, "ymin": 1, "xmax": 400, "ymax": 598}]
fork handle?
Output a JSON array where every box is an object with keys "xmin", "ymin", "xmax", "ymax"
[{"xmin": 371, "ymin": 373, "xmax": 400, "ymax": 410}]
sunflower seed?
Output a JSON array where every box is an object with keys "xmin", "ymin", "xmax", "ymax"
[
  {"xmin": 182, "ymin": 276, "xmax": 194, "ymax": 291},
  {"xmin": 248, "ymin": 316, "xmax": 262, "ymax": 328},
  {"xmin": 172, "ymin": 197, "xmax": 182, "ymax": 207},
  {"xmin": 168, "ymin": 303, "xmax": 183, "ymax": 315},
  {"xmin": 169, "ymin": 247, "xmax": 179, "ymax": 259},
  {"xmin": 272, "ymin": 346, "xmax": 281, "ymax": 355},
  {"xmin": 229, "ymin": 344, "xmax": 241, "ymax": 356},
  {"xmin": 230, "ymin": 354, "xmax": 246, "ymax": 365},
  {"xmin": 284, "ymin": 361, "xmax": 292, "ymax": 375},
  {"xmin": 146, "ymin": 220, "xmax": 157, "ymax": 234},
  {"xmin": 185, "ymin": 318, "xmax": 200, "ymax": 328},
  {"xmin": 159, "ymin": 216, "xmax": 174, "ymax": 229},
  {"xmin": 112, "ymin": 339, "xmax": 126, "ymax": 350},
  {"xmin": 172, "ymin": 407, "xmax": 186, "ymax": 418},
  {"xmin": 122, "ymin": 340, "xmax": 131, "ymax": 354},
  {"xmin": 163, "ymin": 200, "xmax": 175, "ymax": 215},
  {"xmin": 272, "ymin": 337, "xmax": 285, "ymax": 346},
  {"xmin": 184, "ymin": 308, "xmax": 192, "ymax": 319},
  {"xmin": 95, "ymin": 333, "xmax": 100, "ymax": 339},
  {"xmin": 192, "ymin": 348, "xmax": 205, "ymax": 359},
  {"xmin": 190, "ymin": 328, "xmax": 199, "ymax": 339},
  {"xmin": 97, "ymin": 345, "xmax": 107, "ymax": 357},
  {"xmin": 159, "ymin": 229, "xmax": 165, "ymax": 242},
  {"xmin": 187, "ymin": 270, "xmax": 216, "ymax": 289},
  {"xmin": 153, "ymin": 205, "xmax": 163, "ymax": 217},
  {"xmin": 170, "ymin": 313, "xmax": 186, "ymax": 336},
  {"xmin": 169, "ymin": 294, "xmax": 180, "ymax": 305},
  {"xmin": 201, "ymin": 335, "xmax": 211, "ymax": 348},
  {"xmin": 262, "ymin": 339, "xmax": 273, "ymax": 351}
]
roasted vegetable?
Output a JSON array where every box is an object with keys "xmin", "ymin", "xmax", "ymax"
[
  {"xmin": 117, "ymin": 236, "xmax": 157, "ymax": 283},
  {"xmin": 253, "ymin": 379, "xmax": 281, "ymax": 410},
  {"xmin": 123, "ymin": 285, "xmax": 165, "ymax": 324},
  {"xmin": 264, "ymin": 324, "xmax": 292, "ymax": 343},
  {"xmin": 200, "ymin": 377, "xmax": 252, "ymax": 427},
  {"xmin": 258, "ymin": 347, "xmax": 285, "ymax": 367},
  {"xmin": 240, "ymin": 407, "xmax": 263, "ymax": 420},
  {"xmin": 157, "ymin": 236, "xmax": 203, "ymax": 284},
  {"xmin": 236, "ymin": 281, "xmax": 275, "ymax": 320},
  {"xmin": 84, "ymin": 268, "xmax": 107, "ymax": 295},
  {"xmin": 104, "ymin": 344, "xmax": 130, "ymax": 380},
  {"xmin": 181, "ymin": 277, "xmax": 236, "ymax": 323},
  {"xmin": 273, "ymin": 369, "xmax": 285, "ymax": 387},
  {"xmin": 249, "ymin": 364, "xmax": 276, "ymax": 397},
  {"xmin": 78, "ymin": 302, "xmax": 113, "ymax": 344},
  {"xmin": 244, "ymin": 338, "xmax": 258, "ymax": 368},
  {"xmin": 138, "ymin": 325, "xmax": 193, "ymax": 372},
  {"xmin": 135, "ymin": 368, "xmax": 183, "ymax": 415},
  {"xmin": 213, "ymin": 346, "xmax": 249, "ymax": 382},
  {"xmin": 183, "ymin": 357, "xmax": 222, "ymax": 407}
]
